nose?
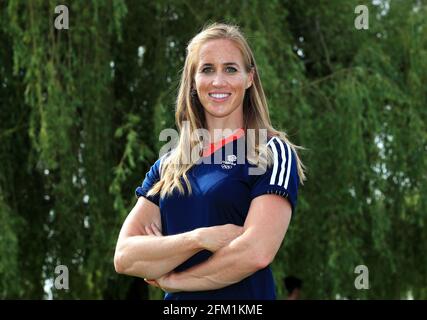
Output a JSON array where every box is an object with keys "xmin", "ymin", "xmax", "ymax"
[{"xmin": 212, "ymin": 72, "xmax": 227, "ymax": 87}]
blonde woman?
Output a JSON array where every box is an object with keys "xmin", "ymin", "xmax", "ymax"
[{"xmin": 114, "ymin": 23, "xmax": 306, "ymax": 300}]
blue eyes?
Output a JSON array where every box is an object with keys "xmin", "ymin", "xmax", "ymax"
[{"xmin": 201, "ymin": 67, "xmax": 237, "ymax": 73}]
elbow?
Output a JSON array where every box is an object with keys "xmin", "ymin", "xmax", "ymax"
[
  {"xmin": 114, "ymin": 252, "xmax": 124, "ymax": 274},
  {"xmin": 235, "ymin": 239, "xmax": 275, "ymax": 272},
  {"xmin": 114, "ymin": 247, "xmax": 153, "ymax": 278},
  {"xmin": 248, "ymin": 250, "xmax": 274, "ymax": 271},
  {"xmin": 114, "ymin": 250, "xmax": 126, "ymax": 274}
]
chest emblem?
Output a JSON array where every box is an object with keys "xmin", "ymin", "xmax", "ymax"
[{"xmin": 221, "ymin": 154, "xmax": 237, "ymax": 170}]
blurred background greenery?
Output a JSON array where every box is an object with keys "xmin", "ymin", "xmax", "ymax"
[{"xmin": 0, "ymin": 0, "xmax": 426, "ymax": 299}]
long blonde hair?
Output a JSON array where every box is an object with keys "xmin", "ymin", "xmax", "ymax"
[{"xmin": 147, "ymin": 22, "xmax": 306, "ymax": 199}]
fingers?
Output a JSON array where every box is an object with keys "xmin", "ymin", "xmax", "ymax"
[
  {"xmin": 144, "ymin": 278, "xmax": 160, "ymax": 288},
  {"xmin": 144, "ymin": 225, "xmax": 154, "ymax": 235},
  {"xmin": 144, "ymin": 223, "xmax": 163, "ymax": 237},
  {"xmin": 151, "ymin": 223, "xmax": 163, "ymax": 236}
]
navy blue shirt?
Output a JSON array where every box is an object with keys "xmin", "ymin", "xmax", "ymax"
[{"xmin": 135, "ymin": 133, "xmax": 299, "ymax": 300}]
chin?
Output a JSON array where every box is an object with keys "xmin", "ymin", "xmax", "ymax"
[
  {"xmin": 206, "ymin": 108, "xmax": 232, "ymax": 118},
  {"xmin": 208, "ymin": 103, "xmax": 236, "ymax": 114}
]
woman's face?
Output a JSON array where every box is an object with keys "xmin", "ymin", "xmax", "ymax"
[{"xmin": 194, "ymin": 39, "xmax": 253, "ymax": 125}]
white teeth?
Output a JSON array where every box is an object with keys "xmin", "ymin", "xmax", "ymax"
[{"xmin": 209, "ymin": 93, "xmax": 230, "ymax": 99}]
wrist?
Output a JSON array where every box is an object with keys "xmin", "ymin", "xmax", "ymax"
[{"xmin": 189, "ymin": 227, "xmax": 206, "ymax": 250}]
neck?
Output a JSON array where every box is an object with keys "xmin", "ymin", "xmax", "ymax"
[{"xmin": 205, "ymin": 111, "xmax": 244, "ymax": 144}]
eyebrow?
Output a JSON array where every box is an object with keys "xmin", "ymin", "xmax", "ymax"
[{"xmin": 200, "ymin": 62, "xmax": 239, "ymax": 67}]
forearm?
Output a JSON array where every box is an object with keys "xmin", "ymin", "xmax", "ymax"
[
  {"xmin": 154, "ymin": 196, "xmax": 291, "ymax": 293},
  {"xmin": 115, "ymin": 230, "xmax": 203, "ymax": 279},
  {"xmin": 168, "ymin": 232, "xmax": 265, "ymax": 291}
]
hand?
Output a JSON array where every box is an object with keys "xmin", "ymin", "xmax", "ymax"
[
  {"xmin": 197, "ymin": 224, "xmax": 244, "ymax": 252},
  {"xmin": 144, "ymin": 272, "xmax": 180, "ymax": 293}
]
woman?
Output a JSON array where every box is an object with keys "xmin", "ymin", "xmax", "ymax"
[{"xmin": 114, "ymin": 22, "xmax": 306, "ymax": 300}]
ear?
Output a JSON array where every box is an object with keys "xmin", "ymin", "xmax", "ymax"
[{"xmin": 246, "ymin": 68, "xmax": 254, "ymax": 89}]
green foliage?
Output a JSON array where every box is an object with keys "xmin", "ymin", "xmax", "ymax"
[
  {"xmin": 0, "ymin": 0, "xmax": 426, "ymax": 299},
  {"xmin": 0, "ymin": 193, "xmax": 21, "ymax": 298}
]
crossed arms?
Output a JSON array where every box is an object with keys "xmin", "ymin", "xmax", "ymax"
[{"xmin": 114, "ymin": 194, "xmax": 292, "ymax": 292}]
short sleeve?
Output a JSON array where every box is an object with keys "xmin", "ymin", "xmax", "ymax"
[
  {"xmin": 250, "ymin": 137, "xmax": 300, "ymax": 214},
  {"xmin": 135, "ymin": 158, "xmax": 162, "ymax": 206}
]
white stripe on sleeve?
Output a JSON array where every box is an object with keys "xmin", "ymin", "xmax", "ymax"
[
  {"xmin": 274, "ymin": 137, "xmax": 288, "ymax": 186},
  {"xmin": 268, "ymin": 138, "xmax": 279, "ymax": 185},
  {"xmin": 284, "ymin": 142, "xmax": 292, "ymax": 189}
]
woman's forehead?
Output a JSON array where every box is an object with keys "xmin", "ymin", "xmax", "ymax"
[{"xmin": 197, "ymin": 39, "xmax": 244, "ymax": 65}]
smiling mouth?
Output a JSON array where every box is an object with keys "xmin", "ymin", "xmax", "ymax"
[{"xmin": 208, "ymin": 93, "xmax": 231, "ymax": 101}]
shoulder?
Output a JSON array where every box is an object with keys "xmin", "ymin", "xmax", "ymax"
[
  {"xmin": 265, "ymin": 136, "xmax": 297, "ymax": 185},
  {"xmin": 266, "ymin": 136, "xmax": 294, "ymax": 160},
  {"xmin": 152, "ymin": 150, "xmax": 173, "ymax": 176}
]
